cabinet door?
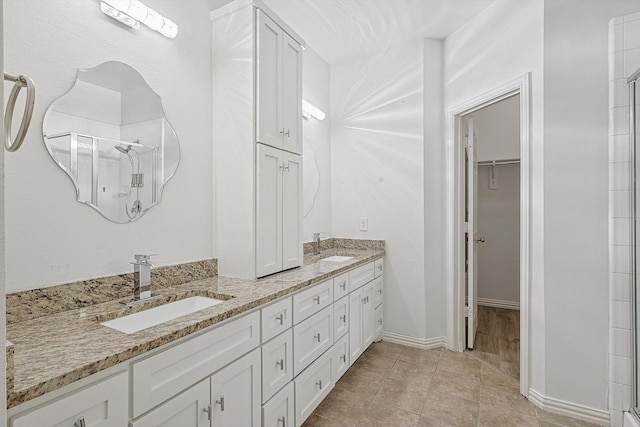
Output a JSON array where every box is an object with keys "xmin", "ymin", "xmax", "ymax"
[
  {"xmin": 256, "ymin": 143, "xmax": 283, "ymax": 277},
  {"xmin": 210, "ymin": 348, "xmax": 261, "ymax": 427},
  {"xmin": 293, "ymin": 306, "xmax": 333, "ymax": 376},
  {"xmin": 373, "ymin": 276, "xmax": 383, "ymax": 308},
  {"xmin": 294, "ymin": 350, "xmax": 333, "ymax": 427},
  {"xmin": 262, "ymin": 382, "xmax": 294, "ymax": 427},
  {"xmin": 130, "ymin": 380, "xmax": 210, "ymax": 427},
  {"xmin": 281, "ymin": 32, "xmax": 302, "ymax": 155},
  {"xmin": 256, "ymin": 10, "xmax": 283, "ymax": 149},
  {"xmin": 262, "ymin": 329, "xmax": 293, "ymax": 403},
  {"xmin": 349, "ymin": 287, "xmax": 363, "ymax": 364},
  {"xmin": 12, "ymin": 372, "xmax": 128, "ymax": 427},
  {"xmin": 282, "ymin": 151, "xmax": 302, "ymax": 270},
  {"xmin": 333, "ymin": 295, "xmax": 349, "ymax": 340},
  {"xmin": 332, "ymin": 333, "xmax": 350, "ymax": 382},
  {"xmin": 374, "ymin": 304, "xmax": 383, "ymax": 342},
  {"xmin": 362, "ymin": 282, "xmax": 375, "ymax": 350}
]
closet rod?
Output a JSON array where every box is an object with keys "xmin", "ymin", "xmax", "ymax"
[{"xmin": 477, "ymin": 158, "xmax": 520, "ymax": 167}]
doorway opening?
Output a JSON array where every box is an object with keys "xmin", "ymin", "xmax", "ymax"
[
  {"xmin": 463, "ymin": 95, "xmax": 521, "ymax": 381},
  {"xmin": 445, "ymin": 74, "xmax": 531, "ymax": 397}
]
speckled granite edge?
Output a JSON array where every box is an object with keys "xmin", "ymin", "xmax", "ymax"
[
  {"xmin": 6, "ymin": 248, "xmax": 384, "ymax": 408},
  {"xmin": 303, "ymin": 238, "xmax": 385, "ymax": 254},
  {"xmin": 6, "ymin": 259, "xmax": 217, "ymax": 324}
]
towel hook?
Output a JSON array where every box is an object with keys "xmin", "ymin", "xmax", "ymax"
[{"xmin": 3, "ymin": 72, "xmax": 35, "ymax": 152}]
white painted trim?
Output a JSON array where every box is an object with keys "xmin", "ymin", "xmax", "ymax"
[
  {"xmin": 528, "ymin": 389, "xmax": 610, "ymax": 426},
  {"xmin": 625, "ymin": 411, "xmax": 640, "ymax": 427},
  {"xmin": 445, "ymin": 73, "xmax": 531, "ymax": 398},
  {"xmin": 382, "ymin": 332, "xmax": 447, "ymax": 350},
  {"xmin": 477, "ymin": 298, "xmax": 520, "ymax": 310}
]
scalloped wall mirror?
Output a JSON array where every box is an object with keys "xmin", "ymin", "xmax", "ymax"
[{"xmin": 43, "ymin": 61, "xmax": 180, "ymax": 223}]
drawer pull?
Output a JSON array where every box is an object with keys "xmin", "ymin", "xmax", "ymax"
[
  {"xmin": 313, "ymin": 296, "xmax": 321, "ymax": 304},
  {"xmin": 314, "ymin": 333, "xmax": 321, "ymax": 342},
  {"xmin": 378, "ymin": 264, "xmax": 383, "ymax": 271},
  {"xmin": 363, "ymin": 296, "xmax": 369, "ymax": 304},
  {"xmin": 341, "ymin": 354, "xmax": 346, "ymax": 363},
  {"xmin": 379, "ymin": 319, "xmax": 383, "ymax": 325},
  {"xmin": 278, "ymin": 416, "xmax": 286, "ymax": 425},
  {"xmin": 378, "ymin": 289, "xmax": 382, "ymax": 295},
  {"xmin": 216, "ymin": 396, "xmax": 225, "ymax": 412},
  {"xmin": 276, "ymin": 313, "xmax": 285, "ymax": 325},
  {"xmin": 74, "ymin": 417, "xmax": 86, "ymax": 427},
  {"xmin": 340, "ymin": 281, "xmax": 346, "ymax": 290},
  {"xmin": 316, "ymin": 380, "xmax": 322, "ymax": 389},
  {"xmin": 340, "ymin": 315, "xmax": 346, "ymax": 323},
  {"xmin": 276, "ymin": 358, "xmax": 284, "ymax": 370},
  {"xmin": 203, "ymin": 404, "xmax": 212, "ymax": 421}
]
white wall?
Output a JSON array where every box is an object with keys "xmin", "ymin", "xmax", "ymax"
[
  {"xmin": 544, "ymin": 0, "xmax": 640, "ymax": 416},
  {"xmin": 4, "ymin": 0, "xmax": 213, "ymax": 291},
  {"xmin": 302, "ymin": 48, "xmax": 332, "ymax": 241},
  {"xmin": 444, "ymin": 0, "xmax": 545, "ymax": 393},
  {"xmin": 331, "ymin": 40, "xmax": 426, "ymax": 340}
]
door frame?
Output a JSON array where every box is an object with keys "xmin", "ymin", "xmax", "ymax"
[{"xmin": 444, "ymin": 73, "xmax": 531, "ymax": 397}]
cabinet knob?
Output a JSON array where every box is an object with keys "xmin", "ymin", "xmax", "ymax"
[
  {"xmin": 203, "ymin": 404, "xmax": 212, "ymax": 421},
  {"xmin": 216, "ymin": 396, "xmax": 225, "ymax": 412},
  {"xmin": 340, "ymin": 281, "xmax": 346, "ymax": 290},
  {"xmin": 378, "ymin": 264, "xmax": 383, "ymax": 271},
  {"xmin": 276, "ymin": 313, "xmax": 284, "ymax": 325},
  {"xmin": 74, "ymin": 417, "xmax": 86, "ymax": 427},
  {"xmin": 340, "ymin": 314, "xmax": 346, "ymax": 323},
  {"xmin": 278, "ymin": 416, "xmax": 286, "ymax": 426},
  {"xmin": 276, "ymin": 359, "xmax": 284, "ymax": 370},
  {"xmin": 341, "ymin": 354, "xmax": 346, "ymax": 363},
  {"xmin": 378, "ymin": 289, "xmax": 382, "ymax": 295},
  {"xmin": 316, "ymin": 380, "xmax": 322, "ymax": 389},
  {"xmin": 378, "ymin": 318, "xmax": 383, "ymax": 325},
  {"xmin": 313, "ymin": 296, "xmax": 320, "ymax": 304},
  {"xmin": 280, "ymin": 129, "xmax": 291, "ymax": 137},
  {"xmin": 314, "ymin": 333, "xmax": 321, "ymax": 342}
]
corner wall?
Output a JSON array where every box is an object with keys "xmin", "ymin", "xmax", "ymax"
[{"xmin": 3, "ymin": 0, "xmax": 213, "ymax": 291}]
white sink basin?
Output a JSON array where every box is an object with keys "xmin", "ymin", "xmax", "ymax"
[
  {"xmin": 322, "ymin": 256, "xmax": 354, "ymax": 262},
  {"xmin": 101, "ymin": 296, "xmax": 225, "ymax": 334}
]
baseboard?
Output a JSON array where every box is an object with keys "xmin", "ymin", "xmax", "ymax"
[
  {"xmin": 381, "ymin": 331, "xmax": 446, "ymax": 350},
  {"xmin": 626, "ymin": 411, "xmax": 640, "ymax": 427},
  {"xmin": 477, "ymin": 298, "xmax": 520, "ymax": 310},
  {"xmin": 528, "ymin": 388, "xmax": 610, "ymax": 426}
]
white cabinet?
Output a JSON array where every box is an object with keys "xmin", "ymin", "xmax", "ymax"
[
  {"xmin": 256, "ymin": 144, "xmax": 303, "ymax": 278},
  {"xmin": 132, "ymin": 311, "xmax": 260, "ymax": 417},
  {"xmin": 293, "ymin": 306, "xmax": 333, "ymax": 376},
  {"xmin": 210, "ymin": 348, "xmax": 262, "ymax": 427},
  {"xmin": 292, "ymin": 278, "xmax": 333, "ymax": 324},
  {"xmin": 294, "ymin": 349, "xmax": 333, "ymax": 427},
  {"xmin": 333, "ymin": 296, "xmax": 349, "ymax": 340},
  {"xmin": 349, "ymin": 281, "xmax": 375, "ymax": 364},
  {"xmin": 212, "ymin": 2, "xmax": 304, "ymax": 279},
  {"xmin": 262, "ymin": 329, "xmax": 293, "ymax": 403},
  {"xmin": 374, "ymin": 258, "xmax": 384, "ymax": 278},
  {"xmin": 262, "ymin": 382, "xmax": 295, "ymax": 427},
  {"xmin": 332, "ymin": 333, "xmax": 350, "ymax": 382},
  {"xmin": 130, "ymin": 380, "xmax": 210, "ymax": 427},
  {"xmin": 375, "ymin": 304, "xmax": 384, "ymax": 342},
  {"xmin": 256, "ymin": 10, "xmax": 302, "ymax": 155},
  {"xmin": 262, "ymin": 297, "xmax": 292, "ymax": 343},
  {"xmin": 349, "ymin": 262, "xmax": 375, "ymax": 290},
  {"xmin": 333, "ymin": 272, "xmax": 349, "ymax": 300},
  {"xmin": 11, "ymin": 372, "xmax": 128, "ymax": 427}
]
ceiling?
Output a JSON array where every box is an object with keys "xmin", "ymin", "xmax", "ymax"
[{"xmin": 259, "ymin": 0, "xmax": 497, "ymax": 64}]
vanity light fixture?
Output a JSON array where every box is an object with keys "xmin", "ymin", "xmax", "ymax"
[
  {"xmin": 100, "ymin": 0, "xmax": 178, "ymax": 38},
  {"xmin": 302, "ymin": 100, "xmax": 326, "ymax": 121}
]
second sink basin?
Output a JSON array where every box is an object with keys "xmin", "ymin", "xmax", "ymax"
[
  {"xmin": 322, "ymin": 255, "xmax": 354, "ymax": 262},
  {"xmin": 101, "ymin": 296, "xmax": 226, "ymax": 334}
]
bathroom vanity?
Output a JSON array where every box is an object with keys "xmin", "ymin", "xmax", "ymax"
[{"xmin": 6, "ymin": 246, "xmax": 384, "ymax": 427}]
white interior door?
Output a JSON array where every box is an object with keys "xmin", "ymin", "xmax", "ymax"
[{"xmin": 466, "ymin": 117, "xmax": 479, "ymax": 349}]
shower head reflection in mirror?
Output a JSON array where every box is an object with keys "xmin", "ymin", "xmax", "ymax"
[{"xmin": 42, "ymin": 61, "xmax": 180, "ymax": 223}]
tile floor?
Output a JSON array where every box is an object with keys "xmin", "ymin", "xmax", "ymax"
[{"xmin": 302, "ymin": 341, "xmax": 606, "ymax": 427}]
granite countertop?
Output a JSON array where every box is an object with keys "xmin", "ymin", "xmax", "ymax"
[{"xmin": 6, "ymin": 247, "xmax": 384, "ymax": 409}]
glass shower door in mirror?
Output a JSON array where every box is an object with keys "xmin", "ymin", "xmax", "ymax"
[{"xmin": 630, "ymin": 68, "xmax": 640, "ymax": 417}]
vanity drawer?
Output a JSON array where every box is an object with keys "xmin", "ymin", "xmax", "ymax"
[
  {"xmin": 332, "ymin": 333, "xmax": 349, "ymax": 382},
  {"xmin": 292, "ymin": 279, "xmax": 333, "ymax": 324},
  {"xmin": 262, "ymin": 329, "xmax": 293, "ymax": 403},
  {"xmin": 262, "ymin": 382, "xmax": 295, "ymax": 427},
  {"xmin": 333, "ymin": 296, "xmax": 349, "ymax": 340},
  {"xmin": 132, "ymin": 311, "xmax": 260, "ymax": 417},
  {"xmin": 293, "ymin": 305, "xmax": 333, "ymax": 376},
  {"xmin": 374, "ymin": 258, "xmax": 384, "ymax": 278},
  {"xmin": 373, "ymin": 276, "xmax": 383, "ymax": 307},
  {"xmin": 262, "ymin": 297, "xmax": 292, "ymax": 343},
  {"xmin": 333, "ymin": 272, "xmax": 349, "ymax": 300},
  {"xmin": 11, "ymin": 372, "xmax": 128, "ymax": 427},
  {"xmin": 349, "ymin": 262, "xmax": 374, "ymax": 291},
  {"xmin": 294, "ymin": 349, "xmax": 333, "ymax": 427}
]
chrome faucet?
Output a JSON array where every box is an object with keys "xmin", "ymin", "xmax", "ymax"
[
  {"xmin": 133, "ymin": 254, "xmax": 154, "ymax": 301},
  {"xmin": 313, "ymin": 233, "xmax": 322, "ymax": 255}
]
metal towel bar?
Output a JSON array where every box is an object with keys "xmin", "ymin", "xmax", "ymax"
[{"xmin": 3, "ymin": 72, "xmax": 35, "ymax": 152}]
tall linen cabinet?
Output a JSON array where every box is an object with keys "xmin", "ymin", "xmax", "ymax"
[{"xmin": 212, "ymin": 0, "xmax": 304, "ymax": 279}]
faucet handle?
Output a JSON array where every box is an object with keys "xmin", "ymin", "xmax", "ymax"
[{"xmin": 134, "ymin": 254, "xmax": 156, "ymax": 264}]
